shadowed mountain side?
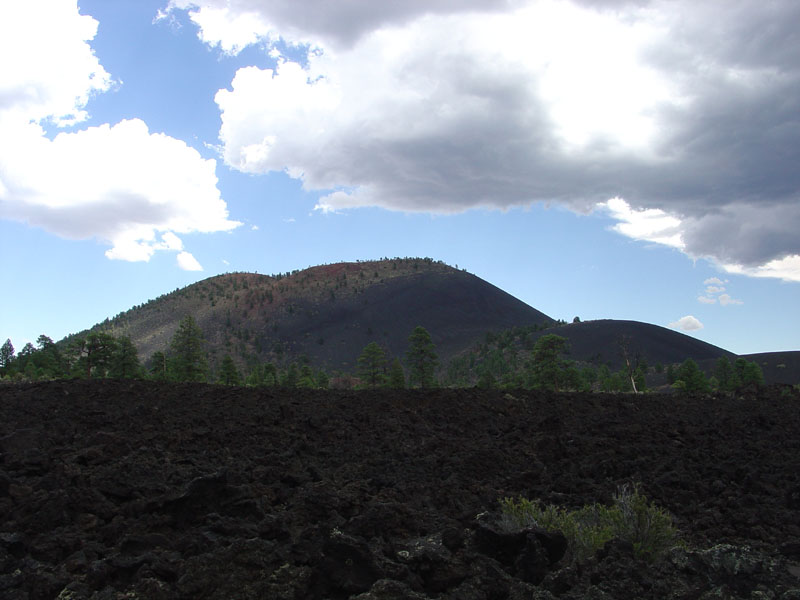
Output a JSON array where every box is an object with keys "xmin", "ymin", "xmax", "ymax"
[
  {"xmin": 531, "ymin": 319, "xmax": 736, "ymax": 370},
  {"xmin": 279, "ymin": 269, "xmax": 554, "ymax": 369}
]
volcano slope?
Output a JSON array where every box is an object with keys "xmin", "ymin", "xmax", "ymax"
[{"xmin": 1, "ymin": 381, "xmax": 800, "ymax": 599}]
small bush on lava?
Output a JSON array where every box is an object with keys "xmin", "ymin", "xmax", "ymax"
[
  {"xmin": 611, "ymin": 483, "xmax": 683, "ymax": 560},
  {"xmin": 500, "ymin": 483, "xmax": 681, "ymax": 563}
]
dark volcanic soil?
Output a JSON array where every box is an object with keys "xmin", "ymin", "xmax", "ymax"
[{"xmin": 2, "ymin": 381, "xmax": 800, "ymax": 599}]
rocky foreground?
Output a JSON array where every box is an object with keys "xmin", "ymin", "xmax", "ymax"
[{"xmin": 1, "ymin": 381, "xmax": 800, "ymax": 599}]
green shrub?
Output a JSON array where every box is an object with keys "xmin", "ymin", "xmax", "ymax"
[
  {"xmin": 610, "ymin": 483, "xmax": 682, "ymax": 560},
  {"xmin": 500, "ymin": 484, "xmax": 680, "ymax": 563}
]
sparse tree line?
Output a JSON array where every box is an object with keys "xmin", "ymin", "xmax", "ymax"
[
  {"xmin": 666, "ymin": 355, "xmax": 764, "ymax": 393},
  {"xmin": 440, "ymin": 329, "xmax": 766, "ymax": 394},
  {"xmin": 0, "ymin": 321, "xmax": 766, "ymax": 393},
  {"xmin": 442, "ymin": 330, "xmax": 649, "ymax": 392},
  {"xmin": 446, "ymin": 333, "xmax": 649, "ymax": 393},
  {"xmin": 0, "ymin": 334, "xmax": 143, "ymax": 382},
  {"xmin": 354, "ymin": 326, "xmax": 438, "ymax": 389},
  {"xmin": 0, "ymin": 319, "xmax": 440, "ymax": 390}
]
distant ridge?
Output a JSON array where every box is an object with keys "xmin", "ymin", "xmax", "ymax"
[
  {"xmin": 536, "ymin": 319, "xmax": 736, "ymax": 369},
  {"xmin": 741, "ymin": 351, "xmax": 800, "ymax": 385}
]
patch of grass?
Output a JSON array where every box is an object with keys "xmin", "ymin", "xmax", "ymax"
[{"xmin": 500, "ymin": 484, "xmax": 681, "ymax": 563}]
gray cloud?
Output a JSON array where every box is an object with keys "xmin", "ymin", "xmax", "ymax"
[
  {"xmin": 10, "ymin": 192, "xmax": 173, "ymax": 241},
  {"xmin": 681, "ymin": 204, "xmax": 800, "ymax": 268},
  {"xmin": 575, "ymin": 1, "xmax": 800, "ymax": 267},
  {"xmin": 186, "ymin": 0, "xmax": 800, "ymax": 275},
  {"xmin": 169, "ymin": 0, "xmax": 518, "ymax": 49}
]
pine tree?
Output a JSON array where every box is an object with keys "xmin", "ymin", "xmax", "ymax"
[
  {"xmin": 245, "ymin": 368, "xmax": 261, "ymax": 387},
  {"xmin": 406, "ymin": 326, "xmax": 438, "ymax": 388},
  {"xmin": 477, "ymin": 369, "xmax": 496, "ymax": 389},
  {"xmin": 0, "ymin": 338, "xmax": 14, "ymax": 376},
  {"xmin": 357, "ymin": 342, "xmax": 387, "ymax": 388},
  {"xmin": 387, "ymin": 358, "xmax": 405, "ymax": 389},
  {"xmin": 24, "ymin": 360, "xmax": 38, "ymax": 381},
  {"xmin": 734, "ymin": 358, "xmax": 748, "ymax": 385},
  {"xmin": 262, "ymin": 363, "xmax": 278, "ymax": 387},
  {"xmin": 733, "ymin": 358, "xmax": 764, "ymax": 388},
  {"xmin": 72, "ymin": 332, "xmax": 116, "ymax": 379},
  {"xmin": 169, "ymin": 315, "xmax": 209, "ymax": 382},
  {"xmin": 217, "ymin": 355, "xmax": 241, "ymax": 386},
  {"xmin": 581, "ymin": 366, "xmax": 598, "ymax": 392},
  {"xmin": 281, "ymin": 363, "xmax": 299, "ymax": 388},
  {"xmin": 741, "ymin": 361, "xmax": 765, "ymax": 387},
  {"xmin": 676, "ymin": 358, "xmax": 709, "ymax": 393},
  {"xmin": 297, "ymin": 364, "xmax": 316, "ymax": 388},
  {"xmin": 149, "ymin": 351, "xmax": 169, "ymax": 381},
  {"xmin": 530, "ymin": 334, "xmax": 569, "ymax": 391},
  {"xmin": 714, "ymin": 356, "xmax": 738, "ymax": 391},
  {"xmin": 35, "ymin": 335, "xmax": 65, "ymax": 379},
  {"xmin": 0, "ymin": 338, "xmax": 14, "ymax": 368},
  {"xmin": 109, "ymin": 336, "xmax": 143, "ymax": 379},
  {"xmin": 315, "ymin": 369, "xmax": 330, "ymax": 389}
]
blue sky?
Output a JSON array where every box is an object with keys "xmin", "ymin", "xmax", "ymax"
[{"xmin": 1, "ymin": 0, "xmax": 799, "ymax": 355}]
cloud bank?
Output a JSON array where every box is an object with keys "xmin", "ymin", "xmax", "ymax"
[
  {"xmin": 168, "ymin": 0, "xmax": 800, "ymax": 281},
  {"xmin": 165, "ymin": 0, "xmax": 517, "ymax": 51},
  {"xmin": 0, "ymin": 0, "xmax": 239, "ymax": 267}
]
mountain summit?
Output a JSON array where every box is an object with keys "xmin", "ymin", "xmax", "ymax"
[{"xmin": 98, "ymin": 258, "xmax": 553, "ymax": 371}]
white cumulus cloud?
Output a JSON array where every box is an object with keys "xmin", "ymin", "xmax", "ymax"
[
  {"xmin": 0, "ymin": 0, "xmax": 111, "ymax": 126},
  {"xmin": 1, "ymin": 118, "xmax": 240, "ymax": 262},
  {"xmin": 723, "ymin": 255, "xmax": 800, "ymax": 283},
  {"xmin": 597, "ymin": 198, "xmax": 684, "ymax": 249},
  {"xmin": 669, "ymin": 316, "xmax": 704, "ymax": 332},
  {"xmin": 168, "ymin": 3, "xmax": 273, "ymax": 55},
  {"xmin": 0, "ymin": 0, "xmax": 240, "ymax": 264},
  {"xmin": 177, "ymin": 251, "xmax": 204, "ymax": 271}
]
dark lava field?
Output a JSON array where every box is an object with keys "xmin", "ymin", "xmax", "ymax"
[{"xmin": 2, "ymin": 380, "xmax": 800, "ymax": 599}]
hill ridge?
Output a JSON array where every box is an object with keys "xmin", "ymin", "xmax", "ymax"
[
  {"xmin": 75, "ymin": 258, "xmax": 553, "ymax": 372},
  {"xmin": 62, "ymin": 257, "xmax": 798, "ymax": 384}
]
